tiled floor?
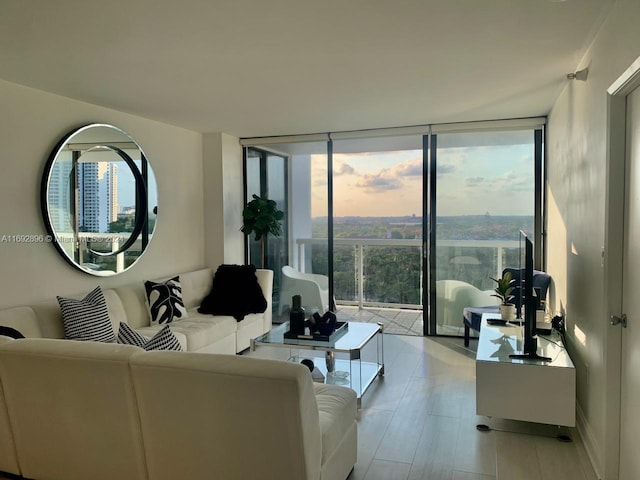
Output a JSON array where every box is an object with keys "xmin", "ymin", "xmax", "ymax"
[
  {"xmin": 336, "ymin": 306, "xmax": 425, "ymax": 336},
  {"xmin": 247, "ymin": 333, "xmax": 596, "ymax": 480}
]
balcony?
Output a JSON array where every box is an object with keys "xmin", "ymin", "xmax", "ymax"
[{"xmin": 294, "ymin": 237, "xmax": 519, "ymax": 336}]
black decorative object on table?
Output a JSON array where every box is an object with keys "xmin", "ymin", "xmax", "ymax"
[
  {"xmin": 309, "ymin": 311, "xmax": 337, "ymax": 336},
  {"xmin": 284, "ymin": 318, "xmax": 348, "ymax": 342},
  {"xmin": 289, "ymin": 295, "xmax": 306, "ymax": 335}
]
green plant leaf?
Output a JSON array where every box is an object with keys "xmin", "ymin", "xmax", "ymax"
[{"xmin": 241, "ymin": 195, "xmax": 284, "ymax": 242}]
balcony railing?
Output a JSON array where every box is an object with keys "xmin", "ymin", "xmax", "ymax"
[{"xmin": 296, "ymin": 238, "xmax": 519, "ymax": 309}]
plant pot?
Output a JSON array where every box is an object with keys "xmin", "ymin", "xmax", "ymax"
[{"xmin": 499, "ymin": 304, "xmax": 516, "ymax": 321}]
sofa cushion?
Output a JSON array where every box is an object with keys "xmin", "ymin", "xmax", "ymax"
[
  {"xmin": 0, "ymin": 306, "xmax": 43, "ymax": 338},
  {"xmin": 177, "ymin": 269, "xmax": 214, "ymax": 310},
  {"xmin": 313, "ymin": 383, "xmax": 358, "ymax": 464},
  {"xmin": 198, "ymin": 264, "xmax": 267, "ymax": 320},
  {"xmin": 102, "ymin": 289, "xmax": 129, "ymax": 334},
  {"xmin": 144, "ymin": 277, "xmax": 188, "ymax": 325},
  {"xmin": 57, "ymin": 286, "xmax": 116, "ymax": 343},
  {"xmin": 118, "ymin": 323, "xmax": 182, "ymax": 351},
  {"xmin": 165, "ymin": 313, "xmax": 237, "ymax": 351}
]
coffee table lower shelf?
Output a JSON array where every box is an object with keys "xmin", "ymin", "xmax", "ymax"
[{"xmin": 297, "ymin": 356, "xmax": 384, "ymax": 408}]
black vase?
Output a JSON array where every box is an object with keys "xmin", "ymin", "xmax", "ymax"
[{"xmin": 289, "ymin": 295, "xmax": 306, "ymax": 335}]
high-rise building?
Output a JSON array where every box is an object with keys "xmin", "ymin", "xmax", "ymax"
[
  {"xmin": 47, "ymin": 153, "xmax": 74, "ymax": 234},
  {"xmin": 48, "ymin": 154, "xmax": 120, "ymax": 235},
  {"xmin": 78, "ymin": 160, "xmax": 118, "ymax": 233}
]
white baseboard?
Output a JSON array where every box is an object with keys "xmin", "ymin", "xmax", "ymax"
[{"xmin": 576, "ymin": 402, "xmax": 602, "ymax": 480}]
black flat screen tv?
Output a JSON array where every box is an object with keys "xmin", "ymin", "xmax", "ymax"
[{"xmin": 509, "ymin": 230, "xmax": 551, "ymax": 362}]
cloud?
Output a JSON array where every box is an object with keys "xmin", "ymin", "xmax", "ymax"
[
  {"xmin": 465, "ymin": 176, "xmax": 485, "ymax": 187},
  {"xmin": 335, "ymin": 162, "xmax": 355, "ymax": 176},
  {"xmin": 437, "ymin": 163, "xmax": 457, "ymax": 177},
  {"xmin": 392, "ymin": 158, "xmax": 422, "ymax": 177},
  {"xmin": 355, "ymin": 173, "xmax": 403, "ymax": 192},
  {"xmin": 464, "ymin": 171, "xmax": 533, "ymax": 193}
]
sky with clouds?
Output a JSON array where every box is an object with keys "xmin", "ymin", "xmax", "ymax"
[{"xmin": 311, "ymin": 142, "xmax": 534, "ymax": 217}]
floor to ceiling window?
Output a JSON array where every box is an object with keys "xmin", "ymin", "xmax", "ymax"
[
  {"xmin": 331, "ymin": 134, "xmax": 425, "ymax": 335},
  {"xmin": 242, "ymin": 119, "xmax": 544, "ymax": 337},
  {"xmin": 429, "ymin": 127, "xmax": 542, "ymax": 337},
  {"xmin": 243, "ymin": 138, "xmax": 328, "ymax": 319},
  {"xmin": 244, "ymin": 147, "xmax": 289, "ymax": 313}
]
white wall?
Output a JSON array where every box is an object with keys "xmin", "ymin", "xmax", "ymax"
[
  {"xmin": 547, "ymin": 0, "xmax": 640, "ymax": 477},
  {"xmin": 202, "ymin": 132, "xmax": 245, "ymax": 267},
  {"xmin": 0, "ymin": 79, "xmax": 206, "ymax": 307}
]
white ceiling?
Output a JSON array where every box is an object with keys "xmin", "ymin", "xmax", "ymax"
[{"xmin": 0, "ymin": 0, "xmax": 612, "ymax": 138}]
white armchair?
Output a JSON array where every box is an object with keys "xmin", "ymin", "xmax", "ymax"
[
  {"xmin": 279, "ymin": 266, "xmax": 331, "ymax": 315},
  {"xmin": 435, "ymin": 280, "xmax": 497, "ymax": 328}
]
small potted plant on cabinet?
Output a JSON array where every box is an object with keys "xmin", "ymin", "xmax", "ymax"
[{"xmin": 491, "ymin": 271, "xmax": 516, "ymax": 321}]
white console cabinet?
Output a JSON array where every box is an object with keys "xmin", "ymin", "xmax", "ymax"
[{"xmin": 475, "ymin": 314, "xmax": 576, "ymax": 427}]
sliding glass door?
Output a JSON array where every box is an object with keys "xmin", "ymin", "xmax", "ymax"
[
  {"xmin": 332, "ymin": 135, "xmax": 424, "ymax": 334},
  {"xmin": 430, "ymin": 129, "xmax": 541, "ymax": 336}
]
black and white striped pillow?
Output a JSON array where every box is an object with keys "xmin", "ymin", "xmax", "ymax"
[
  {"xmin": 57, "ymin": 286, "xmax": 116, "ymax": 343},
  {"xmin": 145, "ymin": 325, "xmax": 183, "ymax": 351},
  {"xmin": 116, "ymin": 321, "xmax": 148, "ymax": 348},
  {"xmin": 117, "ymin": 322, "xmax": 182, "ymax": 351}
]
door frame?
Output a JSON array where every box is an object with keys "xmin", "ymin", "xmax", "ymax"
[{"xmin": 604, "ymin": 55, "xmax": 640, "ymax": 480}]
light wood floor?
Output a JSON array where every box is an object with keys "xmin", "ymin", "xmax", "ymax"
[{"xmin": 248, "ymin": 333, "xmax": 597, "ymax": 480}]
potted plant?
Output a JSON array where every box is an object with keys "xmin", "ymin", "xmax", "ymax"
[
  {"xmin": 241, "ymin": 194, "xmax": 284, "ymax": 268},
  {"xmin": 490, "ymin": 271, "xmax": 516, "ymax": 321}
]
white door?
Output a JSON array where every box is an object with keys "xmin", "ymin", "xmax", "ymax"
[{"xmin": 620, "ymin": 84, "xmax": 640, "ymax": 480}]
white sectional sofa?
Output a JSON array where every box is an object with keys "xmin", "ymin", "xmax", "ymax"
[
  {"xmin": 0, "ymin": 267, "xmax": 274, "ymax": 354},
  {"xmin": 0, "ymin": 267, "xmax": 359, "ymax": 479},
  {"xmin": 0, "ymin": 337, "xmax": 358, "ymax": 480}
]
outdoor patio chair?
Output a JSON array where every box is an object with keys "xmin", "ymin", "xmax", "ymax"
[{"xmin": 278, "ymin": 266, "xmax": 332, "ymax": 315}]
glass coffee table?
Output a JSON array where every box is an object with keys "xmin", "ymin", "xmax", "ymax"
[{"xmin": 251, "ymin": 321, "xmax": 384, "ymax": 408}]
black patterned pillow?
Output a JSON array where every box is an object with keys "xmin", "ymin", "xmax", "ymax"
[
  {"xmin": 117, "ymin": 322, "xmax": 182, "ymax": 351},
  {"xmin": 144, "ymin": 276, "xmax": 188, "ymax": 325},
  {"xmin": 144, "ymin": 325, "xmax": 183, "ymax": 351},
  {"xmin": 117, "ymin": 321, "xmax": 148, "ymax": 348},
  {"xmin": 57, "ymin": 286, "xmax": 116, "ymax": 343}
]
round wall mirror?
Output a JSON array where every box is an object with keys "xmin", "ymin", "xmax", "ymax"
[{"xmin": 41, "ymin": 124, "xmax": 158, "ymax": 276}]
